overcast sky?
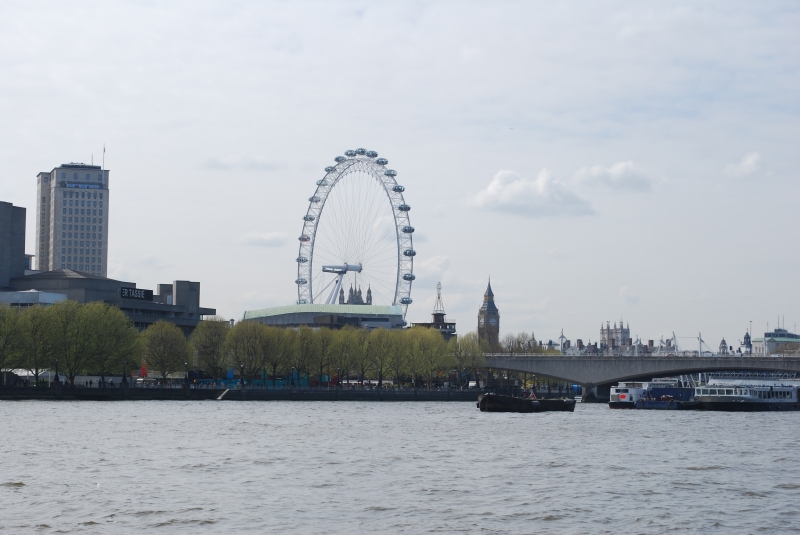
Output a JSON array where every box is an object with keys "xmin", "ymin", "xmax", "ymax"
[{"xmin": 1, "ymin": 1, "xmax": 798, "ymax": 349}]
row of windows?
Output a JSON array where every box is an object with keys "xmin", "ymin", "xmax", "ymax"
[
  {"xmin": 61, "ymin": 173, "xmax": 103, "ymax": 181},
  {"xmin": 62, "ymin": 190, "xmax": 103, "ymax": 199},
  {"xmin": 63, "ymin": 216, "xmax": 102, "ymax": 224},
  {"xmin": 62, "ymin": 232, "xmax": 102, "ymax": 240},
  {"xmin": 62, "ymin": 240, "xmax": 100, "ymax": 248},
  {"xmin": 61, "ymin": 264, "xmax": 102, "ymax": 272},
  {"xmin": 63, "ymin": 199, "xmax": 103, "ymax": 207},
  {"xmin": 62, "ymin": 224, "xmax": 103, "ymax": 232},
  {"xmin": 62, "ymin": 247, "xmax": 102, "ymax": 255},
  {"xmin": 62, "ymin": 256, "xmax": 100, "ymax": 264},
  {"xmin": 63, "ymin": 208, "xmax": 103, "ymax": 216}
]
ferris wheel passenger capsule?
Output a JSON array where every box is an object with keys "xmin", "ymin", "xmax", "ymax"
[
  {"xmin": 401, "ymin": 226, "xmax": 414, "ymax": 233},
  {"xmin": 324, "ymin": 166, "xmax": 335, "ymax": 172},
  {"xmin": 316, "ymin": 179, "xmax": 328, "ymax": 186},
  {"xmin": 398, "ymin": 204, "xmax": 410, "ymax": 212},
  {"xmin": 366, "ymin": 151, "xmax": 378, "ymax": 158},
  {"xmin": 303, "ymin": 215, "xmax": 316, "ymax": 221},
  {"xmin": 392, "ymin": 185, "xmax": 405, "ymax": 192},
  {"xmin": 345, "ymin": 150, "xmax": 357, "ymax": 157},
  {"xmin": 335, "ymin": 156, "xmax": 346, "ymax": 163},
  {"xmin": 297, "ymin": 256, "xmax": 308, "ymax": 263},
  {"xmin": 400, "ymin": 297, "xmax": 413, "ymax": 305},
  {"xmin": 403, "ymin": 249, "xmax": 416, "ymax": 257},
  {"xmin": 402, "ymin": 273, "xmax": 415, "ymax": 281},
  {"xmin": 299, "ymin": 235, "xmax": 310, "ymax": 242},
  {"xmin": 376, "ymin": 158, "xmax": 388, "ymax": 165},
  {"xmin": 297, "ymin": 299, "xmax": 308, "ymax": 304},
  {"xmin": 384, "ymin": 169, "xmax": 397, "ymax": 176},
  {"xmin": 295, "ymin": 278, "xmax": 308, "ymax": 285},
  {"xmin": 309, "ymin": 196, "xmax": 320, "ymax": 202},
  {"xmin": 356, "ymin": 148, "xmax": 366, "ymax": 155}
]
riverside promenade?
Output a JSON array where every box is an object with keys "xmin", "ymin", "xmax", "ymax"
[{"xmin": 0, "ymin": 384, "xmax": 481, "ymax": 402}]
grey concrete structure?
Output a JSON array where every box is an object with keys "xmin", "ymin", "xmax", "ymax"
[
  {"xmin": 35, "ymin": 163, "xmax": 109, "ymax": 276},
  {"xmin": 0, "ymin": 201, "xmax": 26, "ymax": 289},
  {"xmin": 0, "ymin": 290, "xmax": 66, "ymax": 307},
  {"xmin": 486, "ymin": 354, "xmax": 800, "ymax": 387},
  {"xmin": 11, "ymin": 270, "xmax": 215, "ymax": 335},
  {"xmin": 243, "ymin": 303, "xmax": 404, "ymax": 330}
]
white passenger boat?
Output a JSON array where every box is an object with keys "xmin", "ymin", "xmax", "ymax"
[
  {"xmin": 609, "ymin": 381, "xmax": 647, "ymax": 409},
  {"xmin": 694, "ymin": 383, "xmax": 800, "ymax": 411}
]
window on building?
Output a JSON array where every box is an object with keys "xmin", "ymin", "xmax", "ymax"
[
  {"xmin": 61, "ymin": 232, "xmax": 65, "ymax": 238},
  {"xmin": 62, "ymin": 200, "xmax": 66, "ymax": 206},
  {"xmin": 99, "ymin": 193, "xmax": 103, "ymax": 199},
  {"xmin": 61, "ymin": 173, "xmax": 65, "ymax": 178},
  {"xmin": 85, "ymin": 174, "xmax": 90, "ymax": 180},
  {"xmin": 73, "ymin": 173, "xmax": 77, "ymax": 179}
]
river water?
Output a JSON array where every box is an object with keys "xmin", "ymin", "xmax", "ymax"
[{"xmin": 2, "ymin": 401, "xmax": 800, "ymax": 534}]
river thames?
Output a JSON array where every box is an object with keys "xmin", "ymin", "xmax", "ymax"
[{"xmin": 2, "ymin": 401, "xmax": 799, "ymax": 534}]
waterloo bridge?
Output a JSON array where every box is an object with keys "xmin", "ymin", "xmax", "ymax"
[{"xmin": 485, "ymin": 354, "xmax": 800, "ymax": 400}]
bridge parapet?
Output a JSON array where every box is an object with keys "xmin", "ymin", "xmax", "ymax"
[{"xmin": 486, "ymin": 354, "xmax": 800, "ymax": 386}]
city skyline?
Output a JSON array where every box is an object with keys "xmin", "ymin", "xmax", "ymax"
[{"xmin": 1, "ymin": 2, "xmax": 798, "ymax": 347}]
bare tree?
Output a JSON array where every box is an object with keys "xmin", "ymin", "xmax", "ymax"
[{"xmin": 17, "ymin": 305, "xmax": 54, "ymax": 386}]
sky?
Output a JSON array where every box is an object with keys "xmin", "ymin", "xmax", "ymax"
[{"xmin": 1, "ymin": 1, "xmax": 798, "ymax": 350}]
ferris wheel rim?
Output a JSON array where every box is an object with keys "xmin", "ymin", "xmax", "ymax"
[{"xmin": 295, "ymin": 150, "xmax": 414, "ymax": 317}]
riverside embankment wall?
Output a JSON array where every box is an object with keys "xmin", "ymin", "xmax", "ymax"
[{"xmin": 0, "ymin": 386, "xmax": 481, "ymax": 402}]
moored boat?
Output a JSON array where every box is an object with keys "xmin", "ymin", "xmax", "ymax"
[
  {"xmin": 694, "ymin": 383, "xmax": 800, "ymax": 411},
  {"xmin": 476, "ymin": 394, "xmax": 575, "ymax": 413},
  {"xmin": 609, "ymin": 381, "xmax": 646, "ymax": 409}
]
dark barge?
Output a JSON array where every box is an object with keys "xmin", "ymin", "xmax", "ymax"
[{"xmin": 477, "ymin": 393, "xmax": 576, "ymax": 413}]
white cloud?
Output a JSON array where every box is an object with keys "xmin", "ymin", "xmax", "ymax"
[
  {"xmin": 470, "ymin": 170, "xmax": 593, "ymax": 217},
  {"xmin": 620, "ymin": 286, "xmax": 640, "ymax": 305},
  {"xmin": 239, "ymin": 231, "xmax": 287, "ymax": 248},
  {"xmin": 724, "ymin": 152, "xmax": 761, "ymax": 177},
  {"xmin": 575, "ymin": 161, "xmax": 653, "ymax": 191}
]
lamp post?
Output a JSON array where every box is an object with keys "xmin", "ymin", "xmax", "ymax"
[
  {"xmin": 54, "ymin": 359, "xmax": 59, "ymax": 386},
  {"xmin": 122, "ymin": 360, "xmax": 127, "ymax": 385},
  {"xmin": 240, "ymin": 364, "xmax": 244, "ymax": 389},
  {"xmin": 337, "ymin": 367, "xmax": 341, "ymax": 389},
  {"xmin": 749, "ymin": 320, "xmax": 753, "ymax": 356},
  {"xmin": 184, "ymin": 362, "xmax": 189, "ymax": 385},
  {"xmin": 291, "ymin": 367, "xmax": 296, "ymax": 387}
]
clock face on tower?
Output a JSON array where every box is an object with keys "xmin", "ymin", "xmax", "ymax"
[{"xmin": 489, "ymin": 318, "xmax": 497, "ymax": 326}]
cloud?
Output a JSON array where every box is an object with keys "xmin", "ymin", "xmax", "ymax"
[
  {"xmin": 620, "ymin": 286, "xmax": 640, "ymax": 305},
  {"xmin": 575, "ymin": 161, "xmax": 653, "ymax": 191},
  {"xmin": 470, "ymin": 169, "xmax": 593, "ymax": 217},
  {"xmin": 724, "ymin": 152, "xmax": 761, "ymax": 177},
  {"xmin": 203, "ymin": 157, "xmax": 279, "ymax": 171},
  {"xmin": 239, "ymin": 231, "xmax": 287, "ymax": 247}
]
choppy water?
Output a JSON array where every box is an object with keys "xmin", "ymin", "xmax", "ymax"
[{"xmin": 2, "ymin": 401, "xmax": 800, "ymax": 534}]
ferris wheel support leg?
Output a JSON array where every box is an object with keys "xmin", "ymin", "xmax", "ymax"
[{"xmin": 325, "ymin": 274, "xmax": 345, "ymax": 305}]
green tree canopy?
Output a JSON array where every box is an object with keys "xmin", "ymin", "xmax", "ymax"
[{"xmin": 142, "ymin": 321, "xmax": 190, "ymax": 381}]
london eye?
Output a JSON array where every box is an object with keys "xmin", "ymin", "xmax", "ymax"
[{"xmin": 295, "ymin": 148, "xmax": 415, "ymax": 316}]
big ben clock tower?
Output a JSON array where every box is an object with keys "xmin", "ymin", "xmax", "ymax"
[{"xmin": 477, "ymin": 279, "xmax": 500, "ymax": 348}]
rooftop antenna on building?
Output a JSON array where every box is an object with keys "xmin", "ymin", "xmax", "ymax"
[
  {"xmin": 433, "ymin": 282, "xmax": 445, "ymax": 314},
  {"xmin": 102, "ymin": 144, "xmax": 105, "ymax": 172}
]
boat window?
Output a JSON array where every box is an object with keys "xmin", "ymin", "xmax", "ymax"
[
  {"xmin": 709, "ymin": 389, "xmax": 717, "ymax": 395},
  {"xmin": 726, "ymin": 389, "xmax": 733, "ymax": 395}
]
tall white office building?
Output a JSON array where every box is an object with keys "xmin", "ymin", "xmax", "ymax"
[{"xmin": 35, "ymin": 163, "xmax": 109, "ymax": 277}]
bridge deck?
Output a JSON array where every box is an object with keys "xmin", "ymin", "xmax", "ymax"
[{"xmin": 486, "ymin": 354, "xmax": 800, "ymax": 386}]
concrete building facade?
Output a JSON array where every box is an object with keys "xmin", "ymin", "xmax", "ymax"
[
  {"xmin": 35, "ymin": 163, "xmax": 109, "ymax": 276},
  {"xmin": 0, "ymin": 201, "xmax": 26, "ymax": 289},
  {"xmin": 11, "ymin": 270, "xmax": 215, "ymax": 335},
  {"xmin": 243, "ymin": 304, "xmax": 404, "ymax": 330}
]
